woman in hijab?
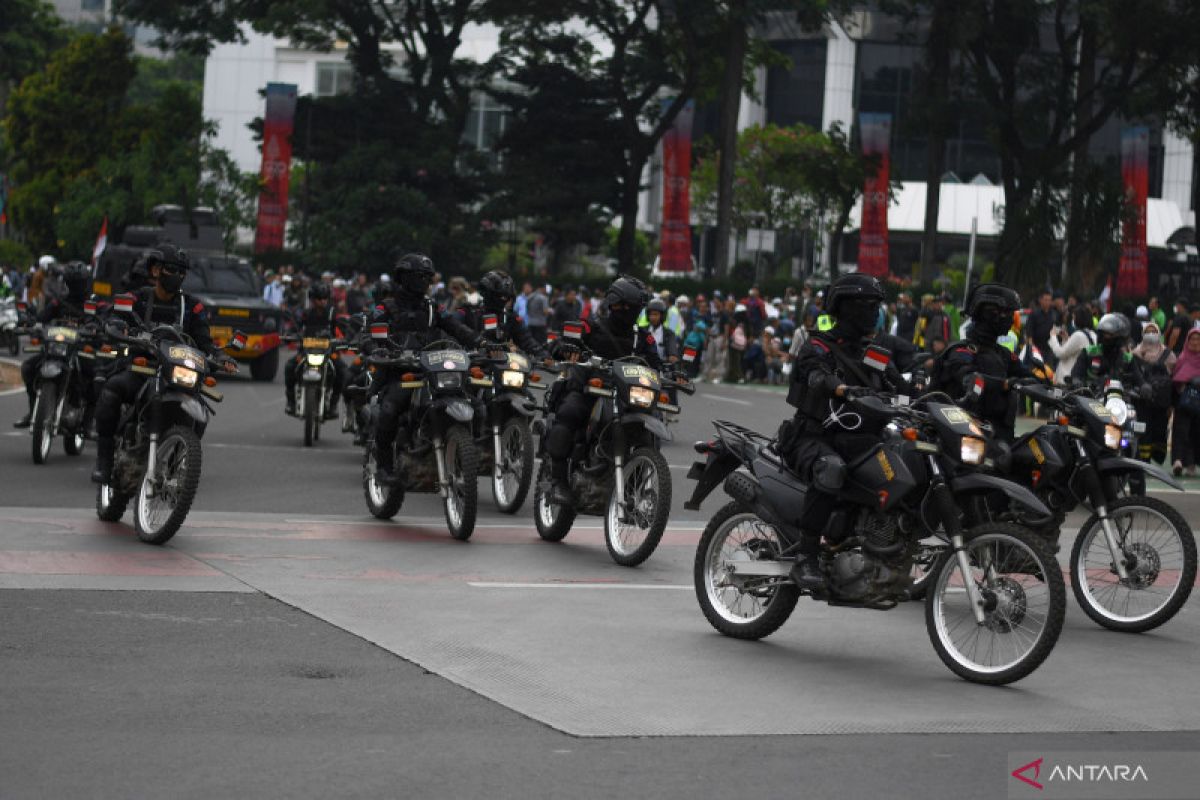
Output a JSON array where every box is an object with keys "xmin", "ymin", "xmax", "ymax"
[
  {"xmin": 1131, "ymin": 322, "xmax": 1175, "ymax": 466},
  {"xmin": 1170, "ymin": 327, "xmax": 1200, "ymax": 476}
]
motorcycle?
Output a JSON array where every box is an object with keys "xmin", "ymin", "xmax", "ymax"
[
  {"xmin": 22, "ymin": 319, "xmax": 95, "ymax": 464},
  {"xmin": 283, "ymin": 330, "xmax": 347, "ymax": 446},
  {"xmin": 95, "ymin": 324, "xmax": 228, "ymax": 544},
  {"xmin": 362, "ymin": 336, "xmax": 487, "ymax": 540},
  {"xmin": 532, "ymin": 355, "xmax": 693, "ymax": 567},
  {"xmin": 1, "ymin": 297, "xmax": 20, "ymax": 356},
  {"xmin": 685, "ymin": 393, "xmax": 1065, "ymax": 685},
  {"xmin": 471, "ymin": 349, "xmax": 545, "ymax": 513}
]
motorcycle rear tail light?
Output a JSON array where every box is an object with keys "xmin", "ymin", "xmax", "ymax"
[
  {"xmin": 133, "ymin": 356, "xmax": 148, "ymax": 367},
  {"xmin": 588, "ymin": 377, "xmax": 604, "ymax": 388},
  {"xmin": 401, "ymin": 372, "xmax": 416, "ymax": 382}
]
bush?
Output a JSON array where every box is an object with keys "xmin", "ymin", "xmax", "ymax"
[{"xmin": 0, "ymin": 240, "xmax": 35, "ymax": 269}]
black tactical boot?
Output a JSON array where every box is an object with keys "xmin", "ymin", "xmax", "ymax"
[
  {"xmin": 91, "ymin": 438, "xmax": 115, "ymax": 484},
  {"xmin": 13, "ymin": 394, "xmax": 33, "ymax": 428},
  {"xmin": 374, "ymin": 445, "xmax": 398, "ymax": 487}
]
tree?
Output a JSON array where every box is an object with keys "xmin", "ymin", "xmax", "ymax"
[{"xmin": 0, "ymin": 0, "xmax": 64, "ymax": 109}]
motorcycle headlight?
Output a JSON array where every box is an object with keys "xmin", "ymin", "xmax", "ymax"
[
  {"xmin": 628, "ymin": 386, "xmax": 655, "ymax": 408},
  {"xmin": 171, "ymin": 365, "xmax": 199, "ymax": 388},
  {"xmin": 502, "ymin": 370, "xmax": 525, "ymax": 388},
  {"xmin": 1105, "ymin": 397, "xmax": 1129, "ymax": 425},
  {"xmin": 306, "ymin": 353, "xmax": 325, "ymax": 367},
  {"xmin": 1104, "ymin": 424, "xmax": 1122, "ymax": 450},
  {"xmin": 437, "ymin": 373, "xmax": 461, "ymax": 389},
  {"xmin": 48, "ymin": 343, "xmax": 69, "ymax": 357},
  {"xmin": 960, "ymin": 436, "xmax": 986, "ymax": 465}
]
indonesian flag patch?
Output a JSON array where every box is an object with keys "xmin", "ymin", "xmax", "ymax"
[
  {"xmin": 84, "ymin": 300, "xmax": 97, "ymax": 316},
  {"xmin": 483, "ymin": 314, "xmax": 498, "ymax": 331},
  {"xmin": 547, "ymin": 331, "xmax": 559, "ymax": 342},
  {"xmin": 113, "ymin": 294, "xmax": 135, "ymax": 313},
  {"xmin": 683, "ymin": 347, "xmax": 697, "ymax": 362},
  {"xmin": 863, "ymin": 346, "xmax": 890, "ymax": 372},
  {"xmin": 231, "ymin": 331, "xmax": 248, "ymax": 350},
  {"xmin": 972, "ymin": 375, "xmax": 985, "ymax": 397},
  {"xmin": 370, "ymin": 323, "xmax": 389, "ymax": 339},
  {"xmin": 563, "ymin": 322, "xmax": 583, "ymax": 340}
]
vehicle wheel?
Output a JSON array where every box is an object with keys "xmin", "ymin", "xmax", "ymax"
[
  {"xmin": 362, "ymin": 448, "xmax": 404, "ymax": 519},
  {"xmin": 30, "ymin": 383, "xmax": 54, "ymax": 465},
  {"xmin": 604, "ymin": 446, "xmax": 671, "ymax": 567},
  {"xmin": 134, "ymin": 426, "xmax": 203, "ymax": 545},
  {"xmin": 249, "ymin": 348, "xmax": 278, "ymax": 382},
  {"xmin": 533, "ymin": 462, "xmax": 575, "ymax": 542},
  {"xmin": 492, "ymin": 417, "xmax": 534, "ymax": 514},
  {"xmin": 341, "ymin": 400, "xmax": 355, "ymax": 434},
  {"xmin": 1070, "ymin": 496, "xmax": 1196, "ymax": 633},
  {"xmin": 303, "ymin": 385, "xmax": 318, "ymax": 447},
  {"xmin": 444, "ymin": 427, "xmax": 479, "ymax": 541},
  {"xmin": 694, "ymin": 501, "xmax": 799, "ymax": 640},
  {"xmin": 926, "ymin": 522, "xmax": 1066, "ymax": 685},
  {"xmin": 63, "ymin": 402, "xmax": 85, "ymax": 456},
  {"xmin": 96, "ymin": 482, "xmax": 129, "ymax": 522}
]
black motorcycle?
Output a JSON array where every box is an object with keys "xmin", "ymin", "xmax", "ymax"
[
  {"xmin": 95, "ymin": 325, "xmax": 227, "ymax": 544},
  {"xmin": 685, "ymin": 393, "xmax": 1065, "ymax": 685},
  {"xmin": 532, "ymin": 355, "xmax": 693, "ymax": 567},
  {"xmin": 22, "ymin": 319, "xmax": 94, "ymax": 464},
  {"xmin": 362, "ymin": 337, "xmax": 487, "ymax": 540},
  {"xmin": 283, "ymin": 331, "xmax": 347, "ymax": 446},
  {"xmin": 472, "ymin": 349, "xmax": 544, "ymax": 513}
]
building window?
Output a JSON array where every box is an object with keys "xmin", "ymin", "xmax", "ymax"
[
  {"xmin": 463, "ymin": 93, "xmax": 510, "ymax": 170},
  {"xmin": 765, "ymin": 40, "xmax": 828, "ymax": 131},
  {"xmin": 315, "ymin": 62, "xmax": 353, "ymax": 97},
  {"xmin": 80, "ymin": 0, "xmax": 105, "ymax": 10}
]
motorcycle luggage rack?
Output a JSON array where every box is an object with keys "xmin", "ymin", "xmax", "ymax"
[{"xmin": 713, "ymin": 419, "xmax": 774, "ymax": 446}]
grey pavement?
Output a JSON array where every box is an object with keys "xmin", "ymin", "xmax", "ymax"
[{"xmin": 1, "ymin": 367, "xmax": 1199, "ymax": 798}]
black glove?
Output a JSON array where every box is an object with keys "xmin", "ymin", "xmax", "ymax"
[{"xmin": 841, "ymin": 385, "xmax": 871, "ymax": 400}]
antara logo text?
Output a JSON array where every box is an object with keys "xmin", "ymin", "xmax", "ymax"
[{"xmin": 1012, "ymin": 757, "xmax": 1150, "ymax": 790}]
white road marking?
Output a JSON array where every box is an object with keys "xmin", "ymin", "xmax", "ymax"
[
  {"xmin": 706, "ymin": 394, "xmax": 752, "ymax": 406},
  {"xmin": 468, "ymin": 581, "xmax": 691, "ymax": 590}
]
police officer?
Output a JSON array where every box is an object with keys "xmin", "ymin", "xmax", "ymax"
[
  {"xmin": 543, "ymin": 275, "xmax": 659, "ymax": 504},
  {"xmin": 13, "ymin": 261, "xmax": 96, "ymax": 428},
  {"xmin": 284, "ymin": 282, "xmax": 347, "ymax": 417},
  {"xmin": 639, "ymin": 297, "xmax": 680, "ymax": 367},
  {"xmin": 369, "ymin": 253, "xmax": 478, "ymax": 485},
  {"xmin": 780, "ymin": 273, "xmax": 905, "ymax": 589},
  {"xmin": 91, "ymin": 245, "xmax": 235, "ymax": 483},
  {"xmin": 460, "ymin": 270, "xmax": 545, "ymax": 357},
  {"xmin": 1071, "ymin": 313, "xmax": 1148, "ymax": 390},
  {"xmin": 939, "ymin": 284, "xmax": 1032, "ymax": 443}
]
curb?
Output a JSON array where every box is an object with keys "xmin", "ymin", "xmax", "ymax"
[{"xmin": 0, "ymin": 357, "xmax": 23, "ymax": 397}]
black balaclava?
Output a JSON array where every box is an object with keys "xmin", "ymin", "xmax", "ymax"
[
  {"xmin": 970, "ymin": 303, "xmax": 1010, "ymax": 341},
  {"xmin": 835, "ymin": 298, "xmax": 880, "ymax": 339},
  {"xmin": 396, "ymin": 273, "xmax": 429, "ymax": 302},
  {"xmin": 607, "ymin": 303, "xmax": 640, "ymax": 331},
  {"xmin": 482, "ymin": 289, "xmax": 508, "ymax": 314},
  {"xmin": 158, "ymin": 268, "xmax": 185, "ymax": 295}
]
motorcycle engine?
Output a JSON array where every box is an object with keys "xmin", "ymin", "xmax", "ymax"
[{"xmin": 860, "ymin": 511, "xmax": 905, "ymax": 556}]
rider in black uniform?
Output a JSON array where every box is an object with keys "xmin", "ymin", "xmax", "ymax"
[
  {"xmin": 284, "ymin": 282, "xmax": 347, "ymax": 418},
  {"xmin": 459, "ymin": 270, "xmax": 545, "ymax": 357}
]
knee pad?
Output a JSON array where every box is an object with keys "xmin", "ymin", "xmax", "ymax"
[{"xmin": 812, "ymin": 455, "xmax": 846, "ymax": 492}]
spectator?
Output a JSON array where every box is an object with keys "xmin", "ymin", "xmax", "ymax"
[
  {"xmin": 763, "ymin": 327, "xmax": 785, "ymax": 384},
  {"xmin": 1148, "ymin": 296, "xmax": 1166, "ymax": 331},
  {"xmin": 704, "ymin": 298, "xmax": 733, "ymax": 383},
  {"xmin": 1165, "ymin": 298, "xmax": 1191, "ymax": 354},
  {"xmin": 447, "ymin": 276, "xmax": 470, "ymax": 313},
  {"xmin": 262, "ymin": 270, "xmax": 285, "ymax": 306},
  {"xmin": 1047, "ymin": 307, "xmax": 1096, "ymax": 384},
  {"xmin": 347, "ymin": 273, "xmax": 371, "ymax": 314},
  {"xmin": 743, "ymin": 287, "xmax": 766, "ymax": 335},
  {"xmin": 1025, "ymin": 290, "xmax": 1058, "ymax": 367},
  {"xmin": 515, "ymin": 281, "xmax": 532, "ymax": 319},
  {"xmin": 525, "ymin": 284, "xmax": 548, "ymax": 342},
  {"xmin": 1170, "ymin": 328, "xmax": 1200, "ymax": 477},
  {"xmin": 915, "ymin": 294, "xmax": 951, "ymax": 354},
  {"xmin": 1132, "ymin": 322, "xmax": 1175, "ymax": 466},
  {"xmin": 552, "ymin": 286, "xmax": 582, "ymax": 328},
  {"xmin": 892, "ymin": 292, "xmax": 918, "ymax": 341},
  {"xmin": 727, "ymin": 303, "xmax": 749, "ymax": 383}
]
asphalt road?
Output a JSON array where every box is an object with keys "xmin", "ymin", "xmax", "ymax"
[{"xmin": 2, "ymin": 360, "xmax": 1198, "ymax": 799}]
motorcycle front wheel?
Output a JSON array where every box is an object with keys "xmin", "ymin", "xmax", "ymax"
[
  {"xmin": 492, "ymin": 417, "xmax": 533, "ymax": 514},
  {"xmin": 134, "ymin": 426, "xmax": 203, "ymax": 545},
  {"xmin": 1070, "ymin": 496, "xmax": 1196, "ymax": 633},
  {"xmin": 363, "ymin": 448, "xmax": 404, "ymax": 519},
  {"xmin": 96, "ymin": 482, "xmax": 130, "ymax": 522},
  {"xmin": 694, "ymin": 501, "xmax": 799, "ymax": 640},
  {"xmin": 443, "ymin": 426, "xmax": 479, "ymax": 541},
  {"xmin": 30, "ymin": 383, "xmax": 54, "ymax": 465},
  {"xmin": 303, "ymin": 384, "xmax": 319, "ymax": 446},
  {"xmin": 533, "ymin": 462, "xmax": 575, "ymax": 542},
  {"xmin": 604, "ymin": 446, "xmax": 671, "ymax": 567},
  {"xmin": 926, "ymin": 522, "xmax": 1065, "ymax": 685}
]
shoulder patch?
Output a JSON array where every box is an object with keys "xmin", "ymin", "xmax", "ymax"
[
  {"xmin": 192, "ymin": 302, "xmax": 204, "ymax": 315},
  {"xmin": 810, "ymin": 339, "xmax": 830, "ymax": 353}
]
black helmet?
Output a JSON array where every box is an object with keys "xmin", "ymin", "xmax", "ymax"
[
  {"xmin": 604, "ymin": 275, "xmax": 650, "ymax": 331},
  {"xmin": 309, "ymin": 282, "xmax": 331, "ymax": 301},
  {"xmin": 63, "ymin": 261, "xmax": 91, "ymax": 302},
  {"xmin": 479, "ymin": 270, "xmax": 515, "ymax": 310},
  {"xmin": 646, "ymin": 297, "xmax": 667, "ymax": 313},
  {"xmin": 152, "ymin": 244, "xmax": 190, "ymax": 271},
  {"xmin": 966, "ymin": 283, "xmax": 1020, "ymax": 317},
  {"xmin": 825, "ymin": 273, "xmax": 884, "ymax": 316},
  {"xmin": 394, "ymin": 253, "xmax": 435, "ymax": 298},
  {"xmin": 1096, "ymin": 312, "xmax": 1130, "ymax": 345}
]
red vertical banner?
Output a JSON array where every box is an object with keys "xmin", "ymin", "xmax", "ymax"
[
  {"xmin": 857, "ymin": 112, "xmax": 892, "ymax": 277},
  {"xmin": 659, "ymin": 99, "xmax": 695, "ymax": 272},
  {"xmin": 254, "ymin": 83, "xmax": 298, "ymax": 254},
  {"xmin": 1117, "ymin": 126, "xmax": 1149, "ymax": 298}
]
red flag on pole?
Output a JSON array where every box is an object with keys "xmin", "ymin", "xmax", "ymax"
[
  {"xmin": 857, "ymin": 113, "xmax": 892, "ymax": 277},
  {"xmin": 91, "ymin": 216, "xmax": 108, "ymax": 276}
]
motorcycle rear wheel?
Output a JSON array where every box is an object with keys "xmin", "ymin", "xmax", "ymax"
[
  {"xmin": 604, "ymin": 446, "xmax": 671, "ymax": 567},
  {"xmin": 31, "ymin": 383, "xmax": 54, "ymax": 465},
  {"xmin": 492, "ymin": 417, "xmax": 533, "ymax": 514},
  {"xmin": 444, "ymin": 427, "xmax": 478, "ymax": 541},
  {"xmin": 694, "ymin": 502, "xmax": 799, "ymax": 640},
  {"xmin": 134, "ymin": 426, "xmax": 203, "ymax": 545}
]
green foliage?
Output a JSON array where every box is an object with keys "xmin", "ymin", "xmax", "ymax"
[
  {"xmin": 0, "ymin": 0, "xmax": 65, "ymax": 86},
  {"xmin": 126, "ymin": 52, "xmax": 204, "ymax": 106},
  {"xmin": 0, "ymin": 238, "xmax": 33, "ymax": 268}
]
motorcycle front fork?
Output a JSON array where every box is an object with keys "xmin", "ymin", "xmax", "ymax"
[
  {"xmin": 492, "ymin": 424, "xmax": 503, "ymax": 480},
  {"xmin": 928, "ymin": 456, "xmax": 988, "ymax": 624},
  {"xmin": 1076, "ymin": 440, "xmax": 1131, "ymax": 581},
  {"xmin": 434, "ymin": 436, "xmax": 449, "ymax": 498},
  {"xmin": 143, "ymin": 396, "xmax": 162, "ymax": 496}
]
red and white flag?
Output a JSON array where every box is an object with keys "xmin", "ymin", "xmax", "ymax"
[
  {"xmin": 91, "ymin": 216, "xmax": 108, "ymax": 276},
  {"xmin": 863, "ymin": 347, "xmax": 890, "ymax": 372},
  {"xmin": 370, "ymin": 323, "xmax": 389, "ymax": 340},
  {"xmin": 84, "ymin": 300, "xmax": 97, "ymax": 316},
  {"xmin": 113, "ymin": 293, "xmax": 135, "ymax": 314},
  {"xmin": 682, "ymin": 347, "xmax": 697, "ymax": 363},
  {"xmin": 563, "ymin": 322, "xmax": 583, "ymax": 340},
  {"xmin": 483, "ymin": 314, "xmax": 498, "ymax": 331}
]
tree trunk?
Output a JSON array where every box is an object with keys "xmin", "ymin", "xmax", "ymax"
[
  {"xmin": 617, "ymin": 158, "xmax": 645, "ymax": 274},
  {"xmin": 1063, "ymin": 16, "xmax": 1096, "ymax": 291},
  {"xmin": 714, "ymin": 7, "xmax": 748, "ymax": 279},
  {"xmin": 919, "ymin": 3, "xmax": 955, "ymax": 283}
]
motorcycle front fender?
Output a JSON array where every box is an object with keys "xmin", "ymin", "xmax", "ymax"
[
  {"xmin": 1095, "ymin": 455, "xmax": 1184, "ymax": 491},
  {"xmin": 950, "ymin": 472, "xmax": 1052, "ymax": 521},
  {"xmin": 39, "ymin": 361, "xmax": 64, "ymax": 380},
  {"xmin": 621, "ymin": 412, "xmax": 671, "ymax": 442},
  {"xmin": 435, "ymin": 397, "xmax": 474, "ymax": 423},
  {"xmin": 493, "ymin": 392, "xmax": 537, "ymax": 417},
  {"xmin": 163, "ymin": 390, "xmax": 210, "ymax": 424}
]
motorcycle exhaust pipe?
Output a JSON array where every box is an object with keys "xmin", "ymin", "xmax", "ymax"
[
  {"xmin": 434, "ymin": 438, "xmax": 449, "ymax": 498},
  {"xmin": 492, "ymin": 424, "xmax": 503, "ymax": 480}
]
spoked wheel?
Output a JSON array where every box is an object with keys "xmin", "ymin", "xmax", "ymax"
[
  {"xmin": 63, "ymin": 401, "xmax": 85, "ymax": 456},
  {"xmin": 694, "ymin": 502, "xmax": 799, "ymax": 639},
  {"xmin": 134, "ymin": 426, "xmax": 203, "ymax": 545},
  {"xmin": 1070, "ymin": 496, "xmax": 1196, "ymax": 633},
  {"xmin": 604, "ymin": 447, "xmax": 671, "ymax": 567},
  {"xmin": 362, "ymin": 448, "xmax": 404, "ymax": 519},
  {"xmin": 30, "ymin": 383, "xmax": 55, "ymax": 465},
  {"xmin": 492, "ymin": 417, "xmax": 533, "ymax": 514},
  {"xmin": 533, "ymin": 462, "xmax": 575, "ymax": 542},
  {"xmin": 443, "ymin": 427, "xmax": 479, "ymax": 541},
  {"xmin": 96, "ymin": 481, "xmax": 130, "ymax": 522},
  {"xmin": 341, "ymin": 400, "xmax": 355, "ymax": 433},
  {"xmin": 303, "ymin": 385, "xmax": 318, "ymax": 447},
  {"xmin": 926, "ymin": 522, "xmax": 1065, "ymax": 685}
]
